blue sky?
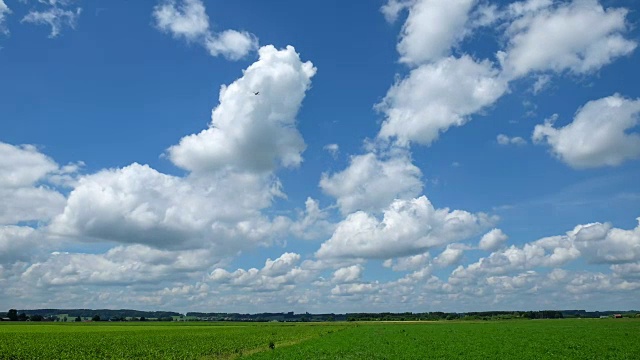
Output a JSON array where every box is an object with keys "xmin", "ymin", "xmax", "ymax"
[{"xmin": 1, "ymin": 0, "xmax": 639, "ymax": 313}]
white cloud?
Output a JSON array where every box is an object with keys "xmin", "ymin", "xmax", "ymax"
[
  {"xmin": 532, "ymin": 74, "xmax": 551, "ymax": 94},
  {"xmin": 331, "ymin": 282, "xmax": 379, "ymax": 296},
  {"xmin": 168, "ymin": 45, "xmax": 316, "ymax": 174},
  {"xmin": 323, "ymin": 143, "xmax": 339, "ymax": 158},
  {"xmin": 533, "ymin": 94, "xmax": 640, "ymax": 168},
  {"xmin": 499, "ymin": 0, "xmax": 636, "ymax": 78},
  {"xmin": 469, "ymin": 3, "xmax": 499, "ymax": 28},
  {"xmin": 383, "ymin": 253, "xmax": 430, "ymax": 271},
  {"xmin": 0, "ymin": 143, "xmax": 66, "ymax": 225},
  {"xmin": 0, "ymin": 226, "xmax": 39, "ymax": 264},
  {"xmin": 572, "ymin": 219, "xmax": 640, "ymax": 264},
  {"xmin": 208, "ymin": 252, "xmax": 312, "ymax": 292},
  {"xmin": 434, "ymin": 244, "xmax": 467, "ymax": 267},
  {"xmin": 0, "ymin": 0, "xmax": 10, "ymax": 35},
  {"xmin": 153, "ymin": 0, "xmax": 209, "ymax": 41},
  {"xmin": 204, "ymin": 29, "xmax": 258, "ymax": 60},
  {"xmin": 497, "ymin": 134, "xmax": 527, "ymax": 146},
  {"xmin": 21, "ymin": 6, "xmax": 81, "ymax": 38},
  {"xmin": 332, "ymin": 264, "xmax": 363, "ymax": 283},
  {"xmin": 452, "ymin": 217, "xmax": 640, "ymax": 285},
  {"xmin": 320, "ymin": 152, "xmax": 422, "ymax": 214},
  {"xmin": 22, "ymin": 245, "xmax": 216, "ymax": 287},
  {"xmin": 377, "ymin": 55, "xmax": 508, "ymax": 146},
  {"xmin": 479, "ymin": 228, "xmax": 508, "ymax": 251},
  {"xmin": 506, "ymin": 0, "xmax": 552, "ymax": 18},
  {"xmin": 316, "ymin": 196, "xmax": 494, "ymax": 259},
  {"xmin": 49, "ymin": 163, "xmax": 288, "ymax": 251},
  {"xmin": 396, "ymin": 0, "xmax": 476, "ymax": 65},
  {"xmin": 451, "ymin": 235, "xmax": 580, "ymax": 284},
  {"xmin": 380, "ymin": 0, "xmax": 413, "ymax": 23},
  {"xmin": 0, "ymin": 143, "xmax": 58, "ymax": 188},
  {"xmin": 262, "ymin": 252, "xmax": 301, "ymax": 276},
  {"xmin": 289, "ymin": 197, "xmax": 335, "ymax": 241},
  {"xmin": 153, "ymin": 0, "xmax": 257, "ymax": 60}
]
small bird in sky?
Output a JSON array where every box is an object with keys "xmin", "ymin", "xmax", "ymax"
[{"xmin": 253, "ymin": 91, "xmax": 260, "ymax": 95}]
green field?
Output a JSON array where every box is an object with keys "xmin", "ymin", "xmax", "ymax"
[{"xmin": 1, "ymin": 319, "xmax": 639, "ymax": 359}]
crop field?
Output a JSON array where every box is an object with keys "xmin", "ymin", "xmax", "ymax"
[{"xmin": 1, "ymin": 319, "xmax": 639, "ymax": 359}]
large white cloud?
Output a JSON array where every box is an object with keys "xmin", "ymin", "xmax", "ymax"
[
  {"xmin": 168, "ymin": 45, "xmax": 316, "ymax": 174},
  {"xmin": 452, "ymin": 217, "xmax": 640, "ymax": 286},
  {"xmin": 49, "ymin": 45, "xmax": 317, "ymax": 253},
  {"xmin": 395, "ymin": 0, "xmax": 476, "ymax": 65},
  {"xmin": 377, "ymin": 55, "xmax": 507, "ymax": 146},
  {"xmin": 499, "ymin": 0, "xmax": 636, "ymax": 78},
  {"xmin": 319, "ymin": 152, "xmax": 422, "ymax": 214},
  {"xmin": 49, "ymin": 163, "xmax": 288, "ymax": 251},
  {"xmin": 21, "ymin": 244, "xmax": 216, "ymax": 287},
  {"xmin": 0, "ymin": 143, "xmax": 66, "ymax": 225},
  {"xmin": 153, "ymin": 0, "xmax": 257, "ymax": 60},
  {"xmin": 572, "ymin": 219, "xmax": 640, "ymax": 264},
  {"xmin": 316, "ymin": 196, "xmax": 494, "ymax": 259},
  {"xmin": 0, "ymin": 143, "xmax": 58, "ymax": 188},
  {"xmin": 533, "ymin": 94, "xmax": 640, "ymax": 168}
]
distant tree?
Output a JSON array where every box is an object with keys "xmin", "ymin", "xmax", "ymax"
[
  {"xmin": 92, "ymin": 315, "xmax": 101, "ymax": 322},
  {"xmin": 30, "ymin": 315, "xmax": 44, "ymax": 322},
  {"xmin": 139, "ymin": 317, "xmax": 146, "ymax": 321},
  {"xmin": 18, "ymin": 313, "xmax": 28, "ymax": 321},
  {"xmin": 7, "ymin": 309, "xmax": 18, "ymax": 321},
  {"xmin": 75, "ymin": 316, "xmax": 82, "ymax": 322}
]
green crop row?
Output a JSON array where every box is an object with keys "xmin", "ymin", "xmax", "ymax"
[
  {"xmin": 0, "ymin": 322, "xmax": 349, "ymax": 359},
  {"xmin": 1, "ymin": 319, "xmax": 639, "ymax": 359},
  {"xmin": 246, "ymin": 319, "xmax": 640, "ymax": 359}
]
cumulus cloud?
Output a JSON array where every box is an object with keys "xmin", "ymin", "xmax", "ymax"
[
  {"xmin": 497, "ymin": 134, "xmax": 527, "ymax": 146},
  {"xmin": 383, "ymin": 253, "xmax": 430, "ymax": 272},
  {"xmin": 377, "ymin": 55, "xmax": 507, "ymax": 146},
  {"xmin": 320, "ymin": 152, "xmax": 422, "ymax": 214},
  {"xmin": 317, "ymin": 196, "xmax": 494, "ymax": 259},
  {"xmin": 330, "ymin": 282, "xmax": 379, "ymax": 296},
  {"xmin": 533, "ymin": 94, "xmax": 640, "ymax": 168},
  {"xmin": 0, "ymin": 226, "xmax": 40, "ymax": 264},
  {"xmin": 49, "ymin": 163, "xmax": 288, "ymax": 251},
  {"xmin": 0, "ymin": 143, "xmax": 66, "ymax": 225},
  {"xmin": 332, "ymin": 264, "xmax": 363, "ymax": 283},
  {"xmin": 451, "ymin": 236, "xmax": 580, "ymax": 284},
  {"xmin": 22, "ymin": 245, "xmax": 216, "ymax": 287},
  {"xmin": 572, "ymin": 219, "xmax": 640, "ymax": 264},
  {"xmin": 452, "ymin": 217, "xmax": 640, "ymax": 287},
  {"xmin": 209, "ymin": 252, "xmax": 311, "ymax": 292},
  {"xmin": 153, "ymin": 0, "xmax": 257, "ymax": 60},
  {"xmin": 433, "ymin": 244, "xmax": 467, "ymax": 267},
  {"xmin": 289, "ymin": 197, "xmax": 335, "ymax": 241},
  {"xmin": 262, "ymin": 252, "xmax": 301, "ymax": 277},
  {"xmin": 395, "ymin": 0, "xmax": 476, "ymax": 65},
  {"xmin": 479, "ymin": 228, "xmax": 508, "ymax": 251},
  {"xmin": 21, "ymin": 6, "xmax": 81, "ymax": 38},
  {"xmin": 499, "ymin": 0, "xmax": 636, "ymax": 78},
  {"xmin": 153, "ymin": 0, "xmax": 209, "ymax": 41},
  {"xmin": 168, "ymin": 45, "xmax": 316, "ymax": 174}
]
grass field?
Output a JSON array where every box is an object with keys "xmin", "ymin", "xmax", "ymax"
[{"xmin": 1, "ymin": 319, "xmax": 639, "ymax": 359}]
